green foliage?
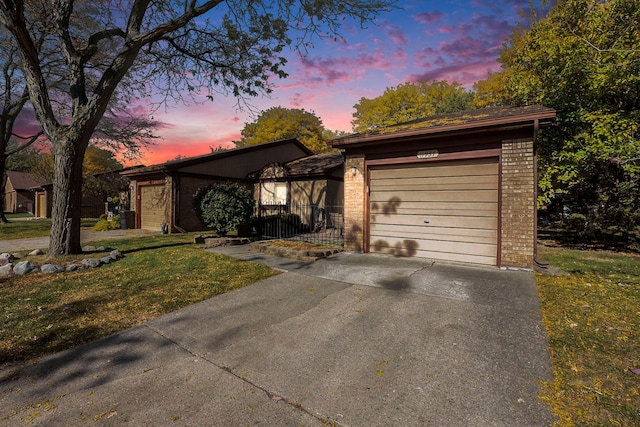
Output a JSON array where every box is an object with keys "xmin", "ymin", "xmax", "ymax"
[
  {"xmin": 495, "ymin": 0, "xmax": 640, "ymax": 248},
  {"xmin": 93, "ymin": 215, "xmax": 121, "ymax": 231},
  {"xmin": 255, "ymin": 213, "xmax": 306, "ymax": 238},
  {"xmin": 351, "ymin": 80, "xmax": 474, "ymax": 132},
  {"xmin": 193, "ymin": 183, "xmax": 254, "ymax": 236},
  {"xmin": 235, "ymin": 107, "xmax": 334, "ymax": 153}
]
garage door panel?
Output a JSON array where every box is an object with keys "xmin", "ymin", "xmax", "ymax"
[
  {"xmin": 372, "ymin": 213, "xmax": 497, "ymax": 230},
  {"xmin": 369, "ymin": 158, "xmax": 498, "ymax": 265},
  {"xmin": 141, "ymin": 185, "xmax": 167, "ymax": 231},
  {"xmin": 370, "ymin": 189, "xmax": 497, "ymax": 203},
  {"xmin": 371, "ymin": 224, "xmax": 497, "ymax": 244},
  {"xmin": 372, "ymin": 181, "xmax": 497, "ymax": 192},
  {"xmin": 370, "ymin": 201, "xmax": 498, "ymax": 216},
  {"xmin": 370, "ymin": 161, "xmax": 498, "ymax": 180}
]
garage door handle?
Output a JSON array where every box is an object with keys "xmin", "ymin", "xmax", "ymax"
[{"xmin": 424, "ymin": 220, "xmax": 430, "ymax": 224}]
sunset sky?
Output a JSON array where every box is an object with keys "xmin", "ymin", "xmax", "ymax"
[{"xmin": 19, "ymin": 0, "xmax": 539, "ymax": 166}]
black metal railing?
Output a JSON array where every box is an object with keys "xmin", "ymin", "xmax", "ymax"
[{"xmin": 255, "ymin": 201, "xmax": 344, "ymax": 247}]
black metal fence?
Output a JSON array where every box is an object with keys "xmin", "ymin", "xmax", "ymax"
[{"xmin": 254, "ymin": 201, "xmax": 344, "ymax": 247}]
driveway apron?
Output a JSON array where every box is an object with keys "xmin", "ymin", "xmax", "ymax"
[{"xmin": 0, "ymin": 245, "xmax": 554, "ymax": 426}]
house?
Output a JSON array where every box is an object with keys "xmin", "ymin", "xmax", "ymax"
[
  {"xmin": 332, "ymin": 105, "xmax": 556, "ymax": 269},
  {"xmin": 30, "ymin": 167, "xmax": 141, "ymax": 219},
  {"xmin": 122, "ymin": 139, "xmax": 314, "ymax": 232},
  {"xmin": 3, "ymin": 171, "xmax": 45, "ymax": 214}
]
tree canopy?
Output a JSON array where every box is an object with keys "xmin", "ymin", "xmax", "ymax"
[
  {"xmin": 235, "ymin": 107, "xmax": 333, "ymax": 153},
  {"xmin": 490, "ymin": 0, "xmax": 640, "ymax": 248},
  {"xmin": 351, "ymin": 80, "xmax": 474, "ymax": 132},
  {"xmin": 0, "ymin": 0, "xmax": 394, "ymax": 255}
]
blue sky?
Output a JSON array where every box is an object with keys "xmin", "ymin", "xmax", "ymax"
[{"xmin": 136, "ymin": 0, "xmax": 535, "ymax": 164}]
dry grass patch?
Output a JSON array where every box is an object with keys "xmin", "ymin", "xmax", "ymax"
[
  {"xmin": 264, "ymin": 240, "xmax": 335, "ymax": 251},
  {"xmin": 536, "ymin": 245, "xmax": 640, "ymax": 426},
  {"xmin": 0, "ymin": 234, "xmax": 277, "ymax": 365}
]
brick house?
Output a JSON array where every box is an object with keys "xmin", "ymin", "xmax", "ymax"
[
  {"xmin": 121, "ymin": 139, "xmax": 313, "ymax": 232},
  {"xmin": 332, "ymin": 105, "xmax": 556, "ymax": 269}
]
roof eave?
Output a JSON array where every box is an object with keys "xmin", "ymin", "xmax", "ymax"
[{"xmin": 332, "ymin": 110, "xmax": 556, "ymax": 149}]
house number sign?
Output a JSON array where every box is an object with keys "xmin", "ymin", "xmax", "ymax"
[{"xmin": 417, "ymin": 149, "xmax": 439, "ymax": 159}]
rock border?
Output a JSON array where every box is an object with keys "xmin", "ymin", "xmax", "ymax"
[{"xmin": 0, "ymin": 247, "xmax": 124, "ymax": 278}]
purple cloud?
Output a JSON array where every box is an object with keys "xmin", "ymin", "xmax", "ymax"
[{"xmin": 413, "ymin": 11, "xmax": 444, "ymax": 25}]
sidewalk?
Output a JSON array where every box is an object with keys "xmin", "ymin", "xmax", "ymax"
[{"xmin": 0, "ymin": 228, "xmax": 156, "ymax": 253}]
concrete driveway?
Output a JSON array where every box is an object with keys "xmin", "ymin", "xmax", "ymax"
[{"xmin": 0, "ymin": 246, "xmax": 554, "ymax": 426}]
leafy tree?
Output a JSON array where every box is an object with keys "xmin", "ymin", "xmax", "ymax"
[
  {"xmin": 498, "ymin": 0, "xmax": 640, "ymax": 248},
  {"xmin": 235, "ymin": 107, "xmax": 333, "ymax": 153},
  {"xmin": 0, "ymin": 0, "xmax": 394, "ymax": 255},
  {"xmin": 193, "ymin": 183, "xmax": 254, "ymax": 236},
  {"xmin": 351, "ymin": 80, "xmax": 474, "ymax": 132}
]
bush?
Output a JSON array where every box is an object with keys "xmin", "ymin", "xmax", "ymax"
[
  {"xmin": 193, "ymin": 183, "xmax": 254, "ymax": 236},
  {"xmin": 94, "ymin": 214, "xmax": 121, "ymax": 231},
  {"xmin": 257, "ymin": 214, "xmax": 305, "ymax": 238}
]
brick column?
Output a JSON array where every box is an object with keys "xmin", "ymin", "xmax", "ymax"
[
  {"xmin": 344, "ymin": 154, "xmax": 366, "ymax": 252},
  {"xmin": 501, "ymin": 139, "xmax": 536, "ymax": 268}
]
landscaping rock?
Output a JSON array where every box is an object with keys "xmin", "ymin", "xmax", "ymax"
[
  {"xmin": 41, "ymin": 264, "xmax": 63, "ymax": 273},
  {"xmin": 109, "ymin": 250, "xmax": 123, "ymax": 260},
  {"xmin": 13, "ymin": 261, "xmax": 37, "ymax": 275},
  {"xmin": 81, "ymin": 258, "xmax": 102, "ymax": 268},
  {"xmin": 194, "ymin": 235, "xmax": 205, "ymax": 244},
  {"xmin": 0, "ymin": 264, "xmax": 13, "ymax": 277},
  {"xmin": 29, "ymin": 249, "xmax": 44, "ymax": 256},
  {"xmin": 82, "ymin": 245, "xmax": 97, "ymax": 252},
  {"xmin": 66, "ymin": 264, "xmax": 87, "ymax": 272},
  {"xmin": 100, "ymin": 256, "xmax": 113, "ymax": 264},
  {"xmin": 97, "ymin": 246, "xmax": 107, "ymax": 251},
  {"xmin": 0, "ymin": 253, "xmax": 14, "ymax": 266}
]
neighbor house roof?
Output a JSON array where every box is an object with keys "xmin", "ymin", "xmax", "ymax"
[
  {"xmin": 122, "ymin": 138, "xmax": 312, "ymax": 177},
  {"xmin": 284, "ymin": 151, "xmax": 343, "ymax": 177},
  {"xmin": 5, "ymin": 171, "xmax": 46, "ymax": 190},
  {"xmin": 332, "ymin": 105, "xmax": 556, "ymax": 148}
]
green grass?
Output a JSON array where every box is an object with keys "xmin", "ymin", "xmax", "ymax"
[
  {"xmin": 4, "ymin": 212, "xmax": 35, "ymax": 219},
  {"xmin": 0, "ymin": 218, "xmax": 97, "ymax": 239},
  {"xmin": 536, "ymin": 244, "xmax": 640, "ymax": 426},
  {"xmin": 0, "ymin": 233, "xmax": 277, "ymax": 365}
]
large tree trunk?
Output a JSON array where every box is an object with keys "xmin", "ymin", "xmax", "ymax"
[
  {"xmin": 0, "ymin": 158, "xmax": 8, "ymax": 224},
  {"xmin": 48, "ymin": 135, "xmax": 88, "ymax": 256}
]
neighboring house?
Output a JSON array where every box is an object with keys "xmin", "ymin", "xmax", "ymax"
[
  {"xmin": 333, "ymin": 105, "xmax": 556, "ymax": 269},
  {"xmin": 31, "ymin": 167, "xmax": 141, "ymax": 219},
  {"xmin": 3, "ymin": 171, "xmax": 45, "ymax": 214},
  {"xmin": 122, "ymin": 138, "xmax": 314, "ymax": 232},
  {"xmin": 252, "ymin": 151, "xmax": 344, "ymax": 230}
]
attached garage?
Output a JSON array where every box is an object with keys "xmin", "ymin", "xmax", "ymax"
[
  {"xmin": 333, "ymin": 105, "xmax": 556, "ymax": 269},
  {"xmin": 369, "ymin": 158, "xmax": 498, "ymax": 265},
  {"xmin": 139, "ymin": 184, "xmax": 168, "ymax": 231}
]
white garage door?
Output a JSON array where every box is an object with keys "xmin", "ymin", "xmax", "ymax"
[
  {"xmin": 140, "ymin": 185, "xmax": 167, "ymax": 231},
  {"xmin": 369, "ymin": 158, "xmax": 499, "ymax": 265}
]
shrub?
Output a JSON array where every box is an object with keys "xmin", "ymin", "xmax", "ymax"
[
  {"xmin": 193, "ymin": 183, "xmax": 254, "ymax": 236},
  {"xmin": 258, "ymin": 213, "xmax": 305, "ymax": 238},
  {"xmin": 93, "ymin": 214, "xmax": 121, "ymax": 231}
]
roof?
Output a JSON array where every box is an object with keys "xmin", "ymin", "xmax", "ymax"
[
  {"xmin": 121, "ymin": 138, "xmax": 312, "ymax": 176},
  {"xmin": 5, "ymin": 171, "xmax": 46, "ymax": 190},
  {"xmin": 332, "ymin": 105, "xmax": 556, "ymax": 148},
  {"xmin": 284, "ymin": 151, "xmax": 343, "ymax": 177}
]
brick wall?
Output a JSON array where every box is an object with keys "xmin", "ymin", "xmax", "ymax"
[
  {"xmin": 344, "ymin": 154, "xmax": 366, "ymax": 251},
  {"xmin": 500, "ymin": 139, "xmax": 536, "ymax": 268}
]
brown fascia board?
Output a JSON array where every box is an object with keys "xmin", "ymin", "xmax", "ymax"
[{"xmin": 332, "ymin": 107, "xmax": 556, "ymax": 148}]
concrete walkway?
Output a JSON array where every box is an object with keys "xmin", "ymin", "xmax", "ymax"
[
  {"xmin": 0, "ymin": 228, "xmax": 156, "ymax": 253},
  {"xmin": 0, "ymin": 245, "xmax": 554, "ymax": 426}
]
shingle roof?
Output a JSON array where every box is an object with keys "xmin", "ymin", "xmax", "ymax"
[
  {"xmin": 332, "ymin": 105, "xmax": 556, "ymax": 148},
  {"xmin": 5, "ymin": 171, "xmax": 46, "ymax": 190},
  {"xmin": 284, "ymin": 151, "xmax": 343, "ymax": 177}
]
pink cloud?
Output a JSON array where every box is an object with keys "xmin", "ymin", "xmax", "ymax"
[
  {"xmin": 384, "ymin": 25, "xmax": 408, "ymax": 46},
  {"xmin": 413, "ymin": 11, "xmax": 444, "ymax": 25}
]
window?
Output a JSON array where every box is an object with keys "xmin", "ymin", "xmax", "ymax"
[{"xmin": 261, "ymin": 181, "xmax": 287, "ymax": 205}]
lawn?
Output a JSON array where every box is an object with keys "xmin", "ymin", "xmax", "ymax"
[
  {"xmin": 536, "ymin": 244, "xmax": 640, "ymax": 426},
  {"xmin": 0, "ymin": 233, "xmax": 277, "ymax": 365},
  {"xmin": 0, "ymin": 217, "xmax": 97, "ymax": 240}
]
